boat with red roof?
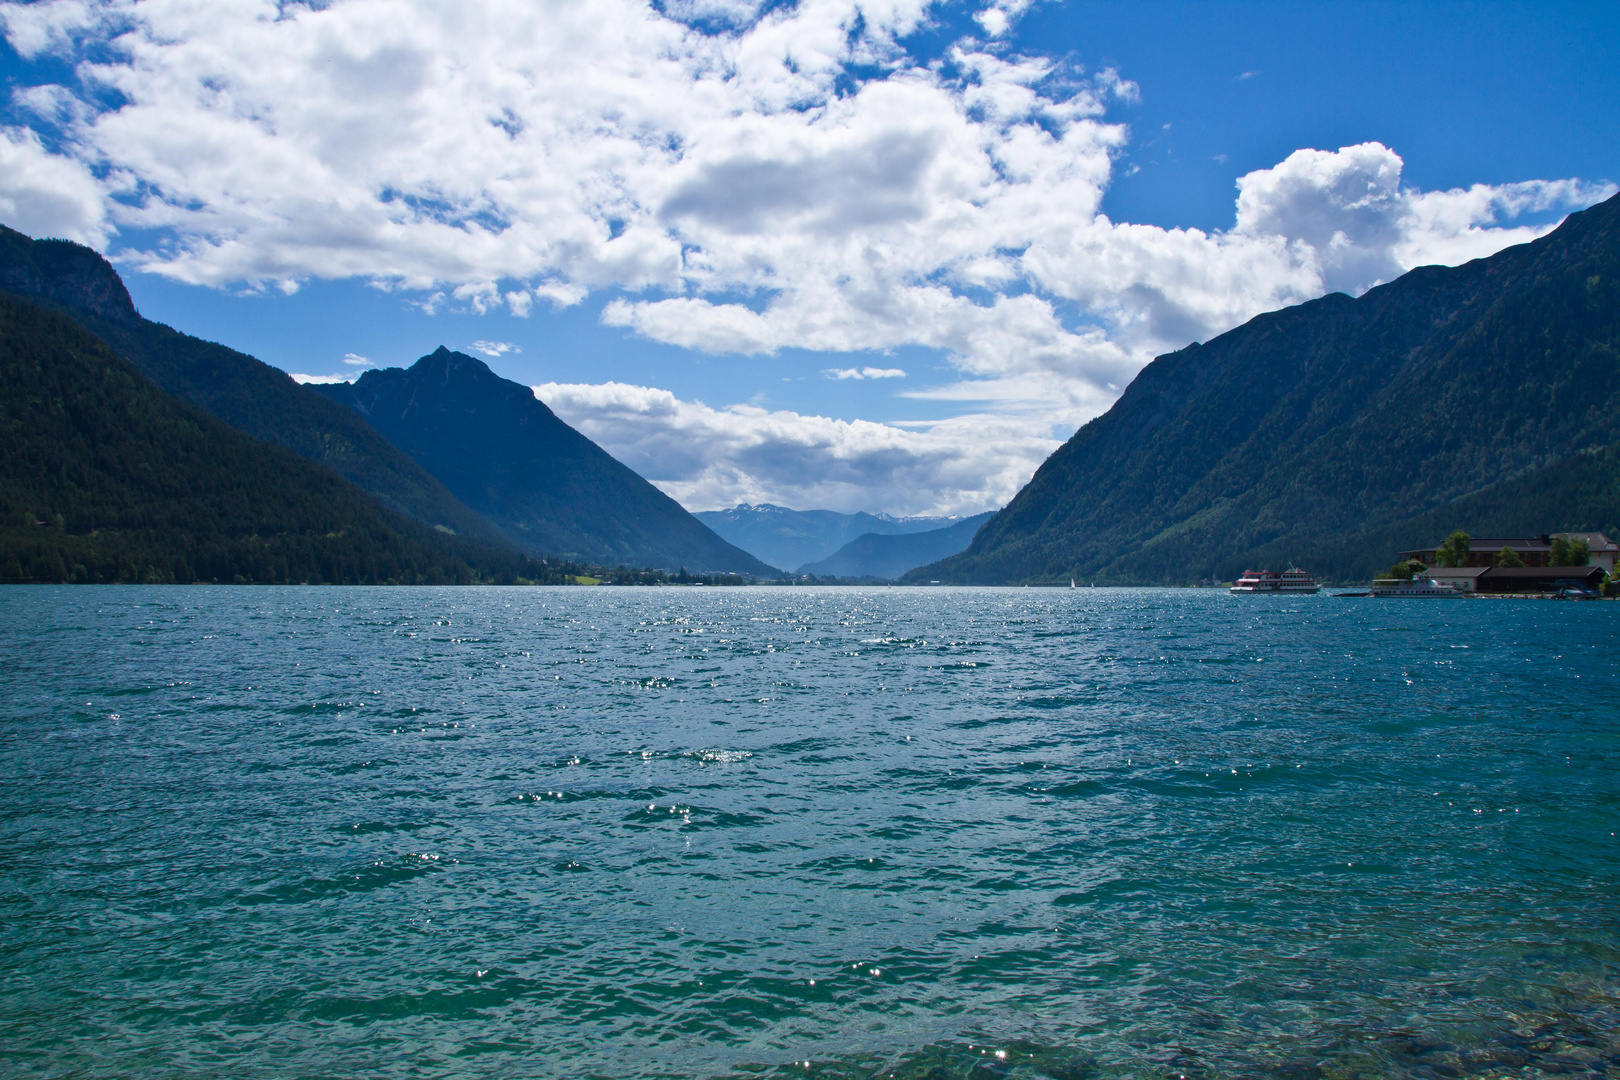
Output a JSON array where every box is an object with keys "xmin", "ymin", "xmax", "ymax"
[{"xmin": 1229, "ymin": 567, "xmax": 1321, "ymax": 594}]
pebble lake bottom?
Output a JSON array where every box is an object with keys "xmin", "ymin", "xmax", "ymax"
[{"xmin": 1, "ymin": 586, "xmax": 1616, "ymax": 1080}]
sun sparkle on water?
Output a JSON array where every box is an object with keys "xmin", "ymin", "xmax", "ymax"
[{"xmin": 0, "ymin": 585, "xmax": 1616, "ymax": 1079}]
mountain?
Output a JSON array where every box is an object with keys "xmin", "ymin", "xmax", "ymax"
[
  {"xmin": 1384, "ymin": 443, "xmax": 1620, "ymax": 554},
  {"xmin": 0, "ymin": 291, "xmax": 563, "ymax": 585},
  {"xmin": 798, "ymin": 511, "xmax": 996, "ymax": 579},
  {"xmin": 1257, "ymin": 442, "xmax": 1620, "ymax": 583},
  {"xmin": 695, "ymin": 503, "xmax": 969, "ymax": 571},
  {"xmin": 910, "ymin": 192, "xmax": 1620, "ymax": 585},
  {"xmin": 314, "ymin": 349, "xmax": 776, "ymax": 575},
  {"xmin": 0, "ymin": 225, "xmax": 507, "ymax": 546}
]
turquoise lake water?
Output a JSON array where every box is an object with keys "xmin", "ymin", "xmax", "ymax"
[{"xmin": 1, "ymin": 586, "xmax": 1616, "ymax": 1079}]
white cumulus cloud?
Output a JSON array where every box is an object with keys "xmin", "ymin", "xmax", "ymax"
[
  {"xmin": 974, "ymin": 0, "xmax": 1033, "ymax": 38},
  {"xmin": 826, "ymin": 366, "xmax": 906, "ymax": 380},
  {"xmin": 535, "ymin": 381, "xmax": 1053, "ymax": 515},
  {"xmin": 0, "ymin": 126, "xmax": 110, "ymax": 246},
  {"xmin": 0, "ymin": 0, "xmax": 1610, "ymax": 512},
  {"xmin": 2, "ymin": 0, "xmax": 1605, "ymax": 395}
]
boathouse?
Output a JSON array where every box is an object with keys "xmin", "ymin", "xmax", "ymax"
[{"xmin": 1467, "ymin": 565, "xmax": 1607, "ymax": 594}]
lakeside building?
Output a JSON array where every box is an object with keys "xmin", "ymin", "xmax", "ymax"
[
  {"xmin": 1422, "ymin": 565, "xmax": 1605, "ymax": 594},
  {"xmin": 1399, "ymin": 532, "xmax": 1617, "ymax": 573},
  {"xmin": 1422, "ymin": 567, "xmax": 1489, "ymax": 593}
]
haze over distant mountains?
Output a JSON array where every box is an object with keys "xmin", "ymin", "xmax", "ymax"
[
  {"xmin": 797, "ymin": 512, "xmax": 996, "ymax": 580},
  {"xmin": 911, "ymin": 192, "xmax": 1620, "ymax": 585},
  {"xmin": 694, "ymin": 504, "xmax": 973, "ymax": 573},
  {"xmin": 695, "ymin": 504, "xmax": 996, "ymax": 578}
]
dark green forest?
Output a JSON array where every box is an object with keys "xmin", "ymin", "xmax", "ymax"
[
  {"xmin": 0, "ymin": 292, "xmax": 676, "ymax": 585},
  {"xmin": 0, "ymin": 225, "xmax": 772, "ymax": 577},
  {"xmin": 0, "ymin": 224, "xmax": 507, "ymax": 545},
  {"xmin": 1243, "ymin": 443, "xmax": 1620, "ymax": 582},
  {"xmin": 7, "ymin": 198, "xmax": 1617, "ymax": 589},
  {"xmin": 912, "ymin": 192, "xmax": 1620, "ymax": 584}
]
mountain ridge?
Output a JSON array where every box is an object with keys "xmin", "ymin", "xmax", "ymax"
[
  {"xmin": 316, "ymin": 350, "xmax": 777, "ymax": 575},
  {"xmin": 0, "ymin": 225, "xmax": 509, "ymax": 546},
  {"xmin": 909, "ymin": 192, "xmax": 1620, "ymax": 584},
  {"xmin": 0, "ymin": 291, "xmax": 566, "ymax": 584}
]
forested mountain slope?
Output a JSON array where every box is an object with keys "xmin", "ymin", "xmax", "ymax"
[
  {"xmin": 1248, "ymin": 442, "xmax": 1620, "ymax": 583},
  {"xmin": 316, "ymin": 349, "xmax": 777, "ymax": 575},
  {"xmin": 0, "ymin": 226, "xmax": 506, "ymax": 546},
  {"xmin": 0, "ymin": 294, "xmax": 558, "ymax": 584},
  {"xmin": 912, "ymin": 192, "xmax": 1620, "ymax": 584}
]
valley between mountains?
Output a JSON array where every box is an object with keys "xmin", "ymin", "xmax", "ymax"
[{"xmin": 4, "ymin": 192, "xmax": 1619, "ymax": 586}]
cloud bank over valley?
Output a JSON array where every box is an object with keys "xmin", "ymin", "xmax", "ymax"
[
  {"xmin": 2, "ymin": 0, "xmax": 1611, "ymax": 513},
  {"xmin": 534, "ymin": 379, "xmax": 1055, "ymax": 518}
]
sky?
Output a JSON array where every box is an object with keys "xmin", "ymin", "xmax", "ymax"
[{"xmin": 0, "ymin": 0, "xmax": 1615, "ymax": 516}]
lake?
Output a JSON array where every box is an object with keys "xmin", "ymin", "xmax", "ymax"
[{"xmin": 1, "ymin": 586, "xmax": 1615, "ymax": 1079}]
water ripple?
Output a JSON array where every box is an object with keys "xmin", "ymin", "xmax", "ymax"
[{"xmin": 0, "ymin": 585, "xmax": 1616, "ymax": 1078}]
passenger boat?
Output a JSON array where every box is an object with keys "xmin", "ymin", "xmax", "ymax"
[
  {"xmin": 1229, "ymin": 567, "xmax": 1321, "ymax": 594},
  {"xmin": 1369, "ymin": 576, "xmax": 1465, "ymax": 598}
]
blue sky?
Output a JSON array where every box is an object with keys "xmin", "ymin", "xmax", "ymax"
[{"xmin": 0, "ymin": 0, "xmax": 1615, "ymax": 514}]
